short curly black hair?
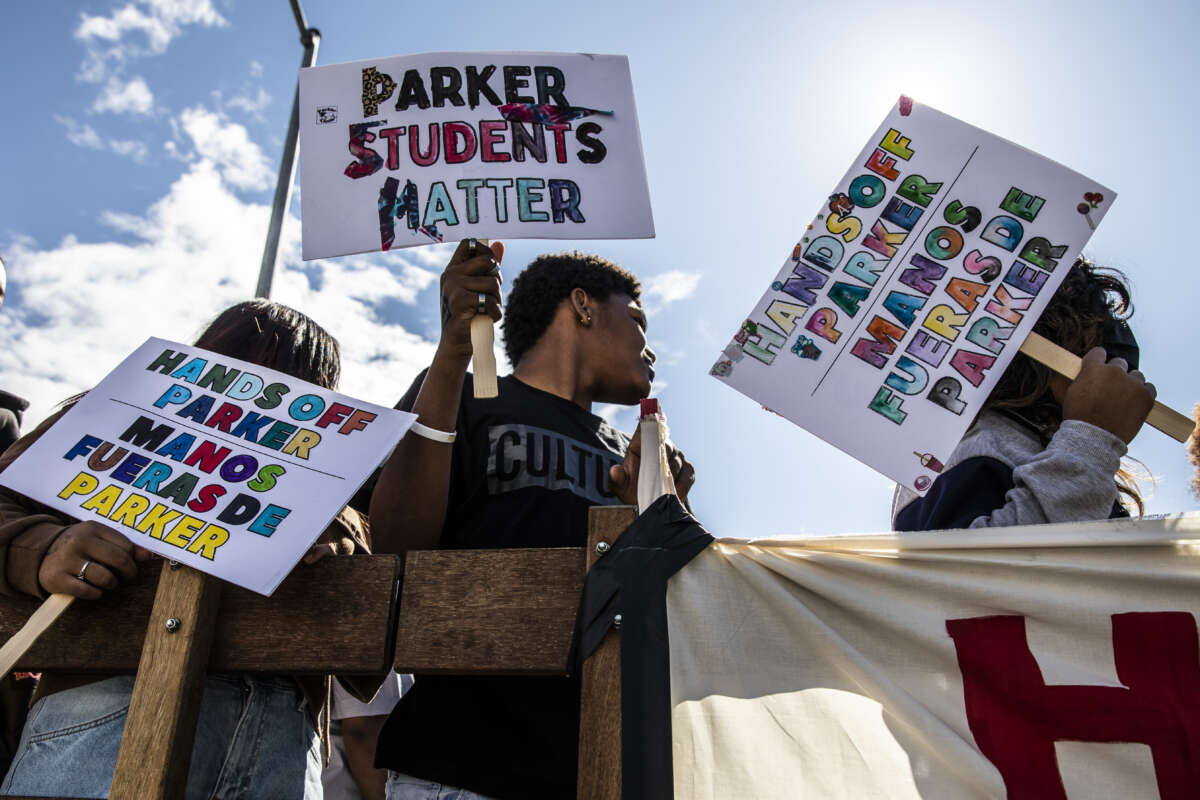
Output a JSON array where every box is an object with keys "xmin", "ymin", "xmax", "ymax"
[{"xmin": 502, "ymin": 252, "xmax": 641, "ymax": 366}]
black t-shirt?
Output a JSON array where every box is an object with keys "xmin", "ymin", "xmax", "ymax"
[{"xmin": 374, "ymin": 372, "xmax": 628, "ymax": 799}]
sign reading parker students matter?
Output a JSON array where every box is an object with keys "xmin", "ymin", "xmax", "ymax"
[
  {"xmin": 711, "ymin": 98, "xmax": 1114, "ymax": 494},
  {"xmin": 298, "ymin": 51, "xmax": 654, "ymax": 260},
  {"xmin": 0, "ymin": 338, "xmax": 415, "ymax": 595}
]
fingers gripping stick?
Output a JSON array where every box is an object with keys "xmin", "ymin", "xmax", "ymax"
[
  {"xmin": 637, "ymin": 399, "xmax": 677, "ymax": 513},
  {"xmin": 1019, "ymin": 332, "xmax": 1195, "ymax": 442},
  {"xmin": 0, "ymin": 593, "xmax": 75, "ymax": 674},
  {"xmin": 471, "ymin": 238, "xmax": 499, "ymax": 399}
]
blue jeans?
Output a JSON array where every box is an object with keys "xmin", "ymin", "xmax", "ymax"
[
  {"xmin": 386, "ymin": 771, "xmax": 496, "ymax": 800},
  {"xmin": 1, "ymin": 674, "xmax": 322, "ymax": 800}
]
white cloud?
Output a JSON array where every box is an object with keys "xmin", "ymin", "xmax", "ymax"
[
  {"xmin": 225, "ymin": 88, "xmax": 272, "ymax": 117},
  {"xmin": 3, "ymin": 114, "xmax": 439, "ymax": 429},
  {"xmin": 178, "ymin": 107, "xmax": 273, "ymax": 191},
  {"xmin": 74, "ymin": 0, "xmax": 226, "ymax": 91},
  {"xmin": 107, "ymin": 138, "xmax": 149, "ymax": 162},
  {"xmin": 57, "ymin": 115, "xmax": 149, "ymax": 162},
  {"xmin": 92, "ymin": 76, "xmax": 155, "ymax": 114},
  {"xmin": 249, "ymin": 60, "xmax": 264, "ymax": 79},
  {"xmin": 56, "ymin": 115, "xmax": 104, "ymax": 150},
  {"xmin": 641, "ymin": 270, "xmax": 702, "ymax": 313}
]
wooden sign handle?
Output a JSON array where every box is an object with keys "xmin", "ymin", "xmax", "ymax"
[
  {"xmin": 1019, "ymin": 332, "xmax": 1196, "ymax": 443},
  {"xmin": 471, "ymin": 238, "xmax": 499, "ymax": 399},
  {"xmin": 0, "ymin": 592, "xmax": 75, "ymax": 675}
]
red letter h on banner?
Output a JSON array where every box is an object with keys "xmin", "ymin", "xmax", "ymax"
[{"xmin": 947, "ymin": 612, "xmax": 1200, "ymax": 799}]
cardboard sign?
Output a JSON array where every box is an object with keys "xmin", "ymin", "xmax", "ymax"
[
  {"xmin": 710, "ymin": 98, "xmax": 1114, "ymax": 494},
  {"xmin": 299, "ymin": 51, "xmax": 654, "ymax": 259},
  {"xmin": 0, "ymin": 339, "xmax": 415, "ymax": 595}
]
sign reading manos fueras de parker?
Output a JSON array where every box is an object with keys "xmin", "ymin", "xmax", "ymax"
[
  {"xmin": 712, "ymin": 98, "xmax": 1113, "ymax": 495},
  {"xmin": 0, "ymin": 339, "xmax": 415, "ymax": 595}
]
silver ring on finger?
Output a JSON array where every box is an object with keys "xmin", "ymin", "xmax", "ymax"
[
  {"xmin": 76, "ymin": 560, "xmax": 92, "ymax": 584},
  {"xmin": 476, "ymin": 292, "xmax": 488, "ymax": 315}
]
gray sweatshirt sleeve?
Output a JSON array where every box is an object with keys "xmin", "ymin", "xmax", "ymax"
[
  {"xmin": 892, "ymin": 414, "xmax": 1128, "ymax": 530},
  {"xmin": 965, "ymin": 420, "xmax": 1127, "ymax": 528}
]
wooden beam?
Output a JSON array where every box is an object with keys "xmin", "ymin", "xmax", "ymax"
[
  {"xmin": 0, "ymin": 555, "xmax": 400, "ymax": 674},
  {"xmin": 395, "ymin": 547, "xmax": 584, "ymax": 674},
  {"xmin": 110, "ymin": 566, "xmax": 222, "ymax": 800},
  {"xmin": 577, "ymin": 505, "xmax": 637, "ymax": 800}
]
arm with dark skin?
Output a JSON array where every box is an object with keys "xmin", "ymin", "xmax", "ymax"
[
  {"xmin": 369, "ymin": 239, "xmax": 504, "ymax": 556},
  {"xmin": 1060, "ymin": 347, "xmax": 1156, "ymax": 443},
  {"xmin": 0, "ymin": 409, "xmax": 152, "ymax": 600},
  {"xmin": 341, "ymin": 714, "xmax": 389, "ymax": 800},
  {"xmin": 608, "ymin": 427, "xmax": 696, "ymax": 510}
]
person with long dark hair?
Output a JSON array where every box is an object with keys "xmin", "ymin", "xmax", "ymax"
[
  {"xmin": 0, "ymin": 299, "xmax": 369, "ymax": 800},
  {"xmin": 892, "ymin": 259, "xmax": 1157, "ymax": 531}
]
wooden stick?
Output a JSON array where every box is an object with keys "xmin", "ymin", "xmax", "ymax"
[
  {"xmin": 0, "ymin": 592, "xmax": 74, "ymax": 675},
  {"xmin": 471, "ymin": 238, "xmax": 499, "ymax": 399},
  {"xmin": 110, "ymin": 566, "xmax": 222, "ymax": 800},
  {"xmin": 1019, "ymin": 332, "xmax": 1196, "ymax": 443}
]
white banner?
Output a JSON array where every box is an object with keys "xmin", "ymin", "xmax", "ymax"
[
  {"xmin": 0, "ymin": 338, "xmax": 414, "ymax": 595},
  {"xmin": 668, "ymin": 514, "xmax": 1200, "ymax": 799},
  {"xmin": 299, "ymin": 51, "xmax": 655, "ymax": 259},
  {"xmin": 710, "ymin": 98, "xmax": 1113, "ymax": 495}
]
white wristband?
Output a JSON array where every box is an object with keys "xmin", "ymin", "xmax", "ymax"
[{"xmin": 409, "ymin": 421, "xmax": 457, "ymax": 443}]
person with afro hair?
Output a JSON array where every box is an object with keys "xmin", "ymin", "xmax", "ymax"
[
  {"xmin": 367, "ymin": 240, "xmax": 694, "ymax": 800},
  {"xmin": 892, "ymin": 258, "xmax": 1157, "ymax": 531}
]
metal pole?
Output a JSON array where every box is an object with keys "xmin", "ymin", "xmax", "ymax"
[{"xmin": 255, "ymin": 0, "xmax": 320, "ymax": 299}]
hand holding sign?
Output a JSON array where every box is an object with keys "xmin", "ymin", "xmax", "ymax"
[
  {"xmin": 38, "ymin": 520, "xmax": 151, "ymax": 599},
  {"xmin": 438, "ymin": 238, "xmax": 503, "ymax": 363},
  {"xmin": 1061, "ymin": 347, "xmax": 1157, "ymax": 444}
]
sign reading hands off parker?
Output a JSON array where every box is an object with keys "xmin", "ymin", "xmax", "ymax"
[
  {"xmin": 299, "ymin": 51, "xmax": 654, "ymax": 259},
  {"xmin": 0, "ymin": 338, "xmax": 415, "ymax": 595},
  {"xmin": 711, "ymin": 98, "xmax": 1113, "ymax": 494}
]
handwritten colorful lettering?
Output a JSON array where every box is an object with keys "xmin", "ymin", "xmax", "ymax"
[
  {"xmin": 299, "ymin": 52, "xmax": 654, "ymax": 259},
  {"xmin": 0, "ymin": 338, "xmax": 414, "ymax": 595},
  {"xmin": 712, "ymin": 99, "xmax": 1113, "ymax": 493}
]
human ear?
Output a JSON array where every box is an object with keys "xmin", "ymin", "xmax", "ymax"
[{"xmin": 570, "ymin": 288, "xmax": 592, "ymax": 326}]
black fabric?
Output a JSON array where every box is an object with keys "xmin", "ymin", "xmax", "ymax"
[
  {"xmin": 575, "ymin": 495, "xmax": 712, "ymax": 800},
  {"xmin": 894, "ymin": 456, "xmax": 1016, "ymax": 531},
  {"xmin": 894, "ymin": 454, "xmax": 1129, "ymax": 532},
  {"xmin": 374, "ymin": 371, "xmax": 629, "ymax": 799}
]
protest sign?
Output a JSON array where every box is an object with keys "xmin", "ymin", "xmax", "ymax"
[
  {"xmin": 0, "ymin": 338, "xmax": 415, "ymax": 595},
  {"xmin": 710, "ymin": 97, "xmax": 1114, "ymax": 494},
  {"xmin": 298, "ymin": 51, "xmax": 654, "ymax": 259}
]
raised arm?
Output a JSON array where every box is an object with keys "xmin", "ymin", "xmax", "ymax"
[{"xmin": 369, "ymin": 239, "xmax": 503, "ymax": 555}]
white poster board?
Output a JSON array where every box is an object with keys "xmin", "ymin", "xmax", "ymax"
[
  {"xmin": 710, "ymin": 98, "xmax": 1114, "ymax": 494},
  {"xmin": 299, "ymin": 51, "xmax": 654, "ymax": 259},
  {"xmin": 0, "ymin": 338, "xmax": 415, "ymax": 595}
]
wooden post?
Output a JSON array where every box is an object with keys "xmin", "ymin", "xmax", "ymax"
[
  {"xmin": 577, "ymin": 505, "xmax": 637, "ymax": 800},
  {"xmin": 109, "ymin": 566, "xmax": 222, "ymax": 800}
]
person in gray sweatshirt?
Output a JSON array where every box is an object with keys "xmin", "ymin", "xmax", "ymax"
[{"xmin": 893, "ymin": 259, "xmax": 1156, "ymax": 531}]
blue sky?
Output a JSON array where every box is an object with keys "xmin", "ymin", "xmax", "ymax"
[{"xmin": 2, "ymin": 0, "xmax": 1198, "ymax": 536}]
